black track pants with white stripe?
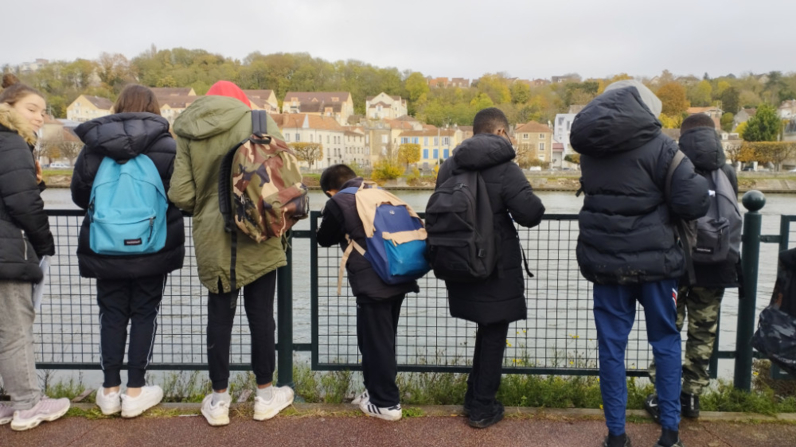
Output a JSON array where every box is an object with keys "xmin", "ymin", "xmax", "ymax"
[{"xmin": 97, "ymin": 275, "xmax": 166, "ymax": 388}]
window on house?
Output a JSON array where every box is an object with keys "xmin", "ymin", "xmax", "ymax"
[
  {"xmin": 433, "ymin": 149, "xmax": 439, "ymax": 159},
  {"xmin": 424, "ymin": 137, "xmax": 429, "ymax": 146},
  {"xmin": 296, "ymin": 133, "xmax": 300, "ymax": 142},
  {"xmin": 538, "ymin": 154, "xmax": 545, "ymax": 161},
  {"xmin": 413, "ymin": 137, "xmax": 419, "ymax": 144},
  {"xmin": 434, "ymin": 137, "xmax": 438, "ymax": 146},
  {"xmin": 539, "ymin": 133, "xmax": 546, "ymax": 139},
  {"xmin": 523, "ymin": 133, "xmax": 529, "ymax": 140},
  {"xmin": 381, "ymin": 135, "xmax": 388, "ymax": 144},
  {"xmin": 539, "ymin": 142, "xmax": 545, "ymax": 151},
  {"xmin": 443, "ymin": 149, "xmax": 449, "ymax": 159},
  {"xmin": 310, "ymin": 135, "xmax": 313, "ymax": 143},
  {"xmin": 423, "ymin": 149, "xmax": 429, "ymax": 159},
  {"xmin": 443, "ymin": 137, "xmax": 449, "ymax": 145}
]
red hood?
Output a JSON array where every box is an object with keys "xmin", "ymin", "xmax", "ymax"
[{"xmin": 206, "ymin": 81, "xmax": 251, "ymax": 108}]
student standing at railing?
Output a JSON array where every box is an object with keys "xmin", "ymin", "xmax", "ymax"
[
  {"xmin": 71, "ymin": 84, "xmax": 185, "ymax": 418},
  {"xmin": 570, "ymin": 80, "xmax": 709, "ymax": 447},
  {"xmin": 0, "ymin": 74, "xmax": 70, "ymax": 431},
  {"xmin": 168, "ymin": 81, "xmax": 294, "ymax": 427},
  {"xmin": 429, "ymin": 108, "xmax": 545, "ymax": 429}
]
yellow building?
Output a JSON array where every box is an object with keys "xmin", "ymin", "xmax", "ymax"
[
  {"xmin": 514, "ymin": 121, "xmax": 554, "ymax": 165},
  {"xmin": 66, "ymin": 95, "xmax": 113, "ymax": 123},
  {"xmin": 399, "ymin": 128, "xmax": 463, "ymax": 170}
]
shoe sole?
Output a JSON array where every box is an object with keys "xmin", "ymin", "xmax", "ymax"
[
  {"xmin": 253, "ymin": 395, "xmax": 295, "ymax": 421},
  {"xmin": 361, "ymin": 410, "xmax": 402, "ymax": 421},
  {"xmin": 201, "ymin": 407, "xmax": 230, "ymax": 426},
  {"xmin": 11, "ymin": 403, "xmax": 70, "ymax": 431},
  {"xmin": 468, "ymin": 411, "xmax": 504, "ymax": 429},
  {"xmin": 0, "ymin": 417, "xmax": 12, "ymax": 425},
  {"xmin": 98, "ymin": 405, "xmax": 122, "ymax": 416},
  {"xmin": 121, "ymin": 392, "xmax": 164, "ymax": 418}
]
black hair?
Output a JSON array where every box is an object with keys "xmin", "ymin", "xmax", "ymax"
[
  {"xmin": 681, "ymin": 113, "xmax": 715, "ymax": 132},
  {"xmin": 320, "ymin": 164, "xmax": 357, "ymax": 193},
  {"xmin": 473, "ymin": 107, "xmax": 509, "ymax": 135}
]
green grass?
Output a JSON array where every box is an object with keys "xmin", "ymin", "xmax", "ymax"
[{"xmin": 27, "ymin": 363, "xmax": 796, "ymax": 416}]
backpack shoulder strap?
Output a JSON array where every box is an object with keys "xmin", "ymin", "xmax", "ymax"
[
  {"xmin": 218, "ymin": 145, "xmax": 242, "ymax": 233},
  {"xmin": 252, "ymin": 110, "xmax": 267, "ymax": 137},
  {"xmin": 665, "ymin": 150, "xmax": 686, "ymax": 201},
  {"xmin": 338, "ymin": 235, "xmax": 366, "ymax": 296}
]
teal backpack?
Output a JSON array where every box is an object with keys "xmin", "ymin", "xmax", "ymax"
[{"xmin": 88, "ymin": 155, "xmax": 168, "ymax": 255}]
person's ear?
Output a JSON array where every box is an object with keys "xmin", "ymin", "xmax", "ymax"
[{"xmin": 327, "ymin": 189, "xmax": 339, "ymax": 197}]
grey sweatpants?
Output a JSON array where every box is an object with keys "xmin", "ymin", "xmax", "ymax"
[{"xmin": 0, "ymin": 281, "xmax": 42, "ymax": 410}]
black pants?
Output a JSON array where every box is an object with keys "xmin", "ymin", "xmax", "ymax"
[
  {"xmin": 464, "ymin": 321, "xmax": 510, "ymax": 419},
  {"xmin": 207, "ymin": 271, "xmax": 276, "ymax": 391},
  {"xmin": 357, "ymin": 295, "xmax": 404, "ymax": 407},
  {"xmin": 97, "ymin": 275, "xmax": 167, "ymax": 388}
]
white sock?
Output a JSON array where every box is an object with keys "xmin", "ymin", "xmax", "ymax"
[
  {"xmin": 212, "ymin": 390, "xmax": 231, "ymax": 405},
  {"xmin": 256, "ymin": 386, "xmax": 275, "ymax": 401}
]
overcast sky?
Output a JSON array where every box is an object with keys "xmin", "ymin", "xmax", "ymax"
[{"xmin": 5, "ymin": 0, "xmax": 795, "ymax": 80}]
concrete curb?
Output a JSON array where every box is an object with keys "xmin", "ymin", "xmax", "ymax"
[{"xmin": 69, "ymin": 402, "xmax": 796, "ymax": 423}]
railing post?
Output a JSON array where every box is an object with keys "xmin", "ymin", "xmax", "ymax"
[
  {"xmin": 734, "ymin": 190, "xmax": 765, "ymax": 391},
  {"xmin": 277, "ymin": 232, "xmax": 294, "ymax": 388}
]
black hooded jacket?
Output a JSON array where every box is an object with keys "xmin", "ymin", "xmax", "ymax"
[
  {"xmin": 678, "ymin": 127, "xmax": 740, "ymax": 288},
  {"xmin": 71, "ymin": 113, "xmax": 185, "ymax": 279},
  {"xmin": 571, "ymin": 87, "xmax": 710, "ymax": 285},
  {"xmin": 0, "ymin": 105, "xmax": 55, "ymax": 283},
  {"xmin": 435, "ymin": 134, "xmax": 545, "ymax": 325}
]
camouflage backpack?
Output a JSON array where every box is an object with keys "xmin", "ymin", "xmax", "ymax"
[{"xmin": 218, "ymin": 110, "xmax": 309, "ymax": 272}]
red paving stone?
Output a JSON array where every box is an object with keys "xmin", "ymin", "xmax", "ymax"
[{"xmin": 1, "ymin": 414, "xmax": 795, "ymax": 447}]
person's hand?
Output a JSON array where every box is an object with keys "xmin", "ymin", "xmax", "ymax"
[{"xmin": 35, "ymin": 160, "xmax": 43, "ymax": 184}]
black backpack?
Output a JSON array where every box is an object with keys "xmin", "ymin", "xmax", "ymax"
[
  {"xmin": 425, "ymin": 170, "xmax": 497, "ymax": 281},
  {"xmin": 753, "ymin": 248, "xmax": 796, "ymax": 376}
]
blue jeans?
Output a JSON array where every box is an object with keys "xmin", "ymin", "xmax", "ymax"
[{"xmin": 594, "ymin": 279, "xmax": 681, "ymax": 434}]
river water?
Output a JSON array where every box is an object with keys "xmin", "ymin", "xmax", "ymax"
[{"xmin": 38, "ymin": 188, "xmax": 796, "ymax": 387}]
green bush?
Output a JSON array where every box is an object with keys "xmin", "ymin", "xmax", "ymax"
[{"xmin": 371, "ymin": 159, "xmax": 403, "ymax": 181}]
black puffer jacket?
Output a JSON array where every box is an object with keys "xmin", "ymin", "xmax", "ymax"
[
  {"xmin": 317, "ymin": 177, "xmax": 420, "ymax": 301},
  {"xmin": 435, "ymin": 134, "xmax": 545, "ymax": 325},
  {"xmin": 0, "ymin": 104, "xmax": 55, "ymax": 282},
  {"xmin": 679, "ymin": 127, "xmax": 740, "ymax": 288},
  {"xmin": 71, "ymin": 113, "xmax": 185, "ymax": 279},
  {"xmin": 571, "ymin": 86, "xmax": 710, "ymax": 285}
]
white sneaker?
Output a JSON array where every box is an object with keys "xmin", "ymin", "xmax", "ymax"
[
  {"xmin": 121, "ymin": 385, "xmax": 163, "ymax": 418},
  {"xmin": 352, "ymin": 390, "xmax": 370, "ymax": 406},
  {"xmin": 359, "ymin": 400, "xmax": 402, "ymax": 422},
  {"xmin": 253, "ymin": 386, "xmax": 294, "ymax": 421},
  {"xmin": 96, "ymin": 388, "xmax": 122, "ymax": 415},
  {"xmin": 0, "ymin": 403, "xmax": 14, "ymax": 425},
  {"xmin": 201, "ymin": 394, "xmax": 230, "ymax": 427},
  {"xmin": 11, "ymin": 397, "xmax": 70, "ymax": 431}
]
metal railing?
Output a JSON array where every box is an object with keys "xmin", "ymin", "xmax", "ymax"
[{"xmin": 34, "ymin": 191, "xmax": 795, "ymax": 390}]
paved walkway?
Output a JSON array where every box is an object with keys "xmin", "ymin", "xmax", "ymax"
[{"xmin": 2, "ymin": 404, "xmax": 795, "ymax": 447}]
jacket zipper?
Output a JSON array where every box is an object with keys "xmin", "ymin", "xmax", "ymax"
[{"xmin": 21, "ymin": 230, "xmax": 28, "ymax": 260}]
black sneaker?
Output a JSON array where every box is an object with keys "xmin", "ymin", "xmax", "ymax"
[
  {"xmin": 603, "ymin": 433, "xmax": 631, "ymax": 447},
  {"xmin": 644, "ymin": 394, "xmax": 660, "ymax": 425},
  {"xmin": 680, "ymin": 392, "xmax": 699, "ymax": 419},
  {"xmin": 462, "ymin": 403, "xmax": 471, "ymax": 417},
  {"xmin": 467, "ymin": 402, "xmax": 504, "ymax": 429},
  {"xmin": 654, "ymin": 428, "xmax": 684, "ymax": 447}
]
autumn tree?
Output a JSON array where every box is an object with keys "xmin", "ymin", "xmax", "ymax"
[
  {"xmin": 720, "ymin": 113, "xmax": 734, "ymax": 132},
  {"xmin": 289, "ymin": 142, "xmax": 323, "ymax": 169},
  {"xmin": 564, "ymin": 154, "xmax": 581, "ymax": 165},
  {"xmin": 742, "ymin": 104, "xmax": 781, "ymax": 142},
  {"xmin": 657, "ymin": 82, "xmax": 690, "ymax": 116},
  {"xmin": 747, "ymin": 142, "xmax": 796, "ymax": 171},
  {"xmin": 688, "ymin": 80, "xmax": 713, "ymax": 107},
  {"xmin": 475, "ymin": 74, "xmax": 511, "ymax": 104},
  {"xmin": 719, "ymin": 86, "xmax": 740, "ymax": 114},
  {"xmin": 396, "ymin": 143, "xmax": 421, "ymax": 169},
  {"xmin": 510, "ymin": 82, "xmax": 531, "ymax": 105}
]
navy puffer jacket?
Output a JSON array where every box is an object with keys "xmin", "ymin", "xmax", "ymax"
[{"xmin": 571, "ymin": 86, "xmax": 709, "ymax": 285}]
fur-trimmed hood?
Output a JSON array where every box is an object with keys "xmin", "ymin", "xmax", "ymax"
[{"xmin": 0, "ymin": 103, "xmax": 36, "ymax": 146}]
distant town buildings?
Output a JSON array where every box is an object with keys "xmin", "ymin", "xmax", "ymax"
[
  {"xmin": 281, "ymin": 92, "xmax": 354, "ymax": 125},
  {"xmin": 365, "ymin": 93, "xmax": 407, "ymax": 120}
]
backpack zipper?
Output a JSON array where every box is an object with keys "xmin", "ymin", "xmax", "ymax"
[{"xmin": 149, "ymin": 217, "xmax": 155, "ymax": 240}]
